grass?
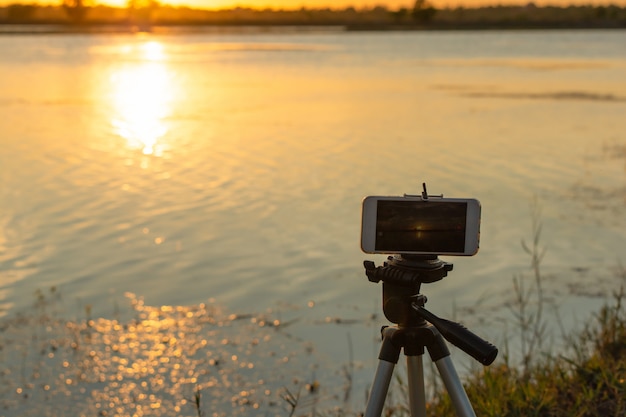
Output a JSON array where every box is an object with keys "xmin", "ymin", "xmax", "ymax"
[{"xmin": 423, "ymin": 283, "xmax": 626, "ymax": 416}]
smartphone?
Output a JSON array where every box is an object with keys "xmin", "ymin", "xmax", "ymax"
[{"xmin": 361, "ymin": 196, "xmax": 481, "ymax": 256}]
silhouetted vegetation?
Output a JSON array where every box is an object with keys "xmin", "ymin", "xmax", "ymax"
[
  {"xmin": 62, "ymin": 0, "xmax": 87, "ymax": 22},
  {"xmin": 0, "ymin": 2, "xmax": 625, "ymax": 32},
  {"xmin": 412, "ymin": 0, "xmax": 437, "ymax": 23}
]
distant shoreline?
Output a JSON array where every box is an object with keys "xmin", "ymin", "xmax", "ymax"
[
  {"xmin": 1, "ymin": 4, "xmax": 625, "ymax": 34},
  {"xmin": 1, "ymin": 22, "xmax": 625, "ymax": 35}
]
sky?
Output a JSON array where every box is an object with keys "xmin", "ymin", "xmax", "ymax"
[{"xmin": 3, "ymin": 0, "xmax": 625, "ymax": 9}]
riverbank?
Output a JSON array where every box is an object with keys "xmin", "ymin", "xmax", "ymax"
[{"xmin": 1, "ymin": 4, "xmax": 625, "ymax": 34}]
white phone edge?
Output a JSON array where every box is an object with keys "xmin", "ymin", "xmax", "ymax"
[{"xmin": 360, "ymin": 196, "xmax": 481, "ymax": 256}]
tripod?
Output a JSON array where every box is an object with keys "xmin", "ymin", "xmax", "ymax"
[{"xmin": 363, "ymin": 255, "xmax": 498, "ymax": 417}]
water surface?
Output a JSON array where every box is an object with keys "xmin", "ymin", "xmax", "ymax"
[{"xmin": 0, "ymin": 28, "xmax": 625, "ymax": 413}]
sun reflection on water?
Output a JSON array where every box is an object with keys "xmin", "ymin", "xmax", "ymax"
[
  {"xmin": 0, "ymin": 292, "xmax": 330, "ymax": 417},
  {"xmin": 110, "ymin": 41, "xmax": 175, "ymax": 156}
]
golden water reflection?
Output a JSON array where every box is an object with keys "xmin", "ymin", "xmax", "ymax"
[
  {"xmin": 110, "ymin": 41, "xmax": 175, "ymax": 156},
  {"xmin": 1, "ymin": 292, "xmax": 327, "ymax": 416}
]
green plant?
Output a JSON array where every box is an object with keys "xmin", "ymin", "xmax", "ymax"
[{"xmin": 426, "ymin": 285, "xmax": 626, "ymax": 416}]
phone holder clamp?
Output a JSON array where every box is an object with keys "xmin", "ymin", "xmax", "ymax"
[{"xmin": 404, "ymin": 182, "xmax": 444, "ymax": 201}]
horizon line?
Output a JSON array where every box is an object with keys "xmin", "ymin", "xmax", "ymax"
[{"xmin": 2, "ymin": 1, "xmax": 625, "ymax": 9}]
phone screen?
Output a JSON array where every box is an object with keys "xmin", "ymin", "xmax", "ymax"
[{"xmin": 375, "ymin": 200, "xmax": 468, "ymax": 253}]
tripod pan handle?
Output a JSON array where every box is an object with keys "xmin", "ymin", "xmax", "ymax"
[{"xmin": 414, "ymin": 306, "xmax": 498, "ymax": 366}]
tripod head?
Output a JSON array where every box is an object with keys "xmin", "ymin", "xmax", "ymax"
[
  {"xmin": 364, "ymin": 254, "xmax": 452, "ymax": 325},
  {"xmin": 364, "ymin": 255, "xmax": 498, "ymax": 366}
]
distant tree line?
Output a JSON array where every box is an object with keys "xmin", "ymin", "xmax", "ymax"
[{"xmin": 0, "ymin": 1, "xmax": 625, "ymax": 29}]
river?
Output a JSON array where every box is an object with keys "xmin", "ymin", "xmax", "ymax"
[{"xmin": 0, "ymin": 28, "xmax": 624, "ymax": 415}]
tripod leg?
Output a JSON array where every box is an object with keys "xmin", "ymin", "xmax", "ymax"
[
  {"xmin": 365, "ymin": 360, "xmax": 395, "ymax": 417},
  {"xmin": 365, "ymin": 328, "xmax": 402, "ymax": 417},
  {"xmin": 407, "ymin": 355, "xmax": 426, "ymax": 417},
  {"xmin": 434, "ymin": 356, "xmax": 476, "ymax": 417}
]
